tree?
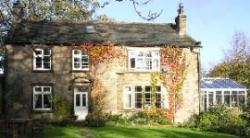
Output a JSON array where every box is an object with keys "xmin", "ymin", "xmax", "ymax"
[{"xmin": 209, "ymin": 32, "xmax": 250, "ymax": 88}]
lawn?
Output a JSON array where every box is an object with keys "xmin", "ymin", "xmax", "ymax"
[{"xmin": 42, "ymin": 125, "xmax": 239, "ymax": 138}]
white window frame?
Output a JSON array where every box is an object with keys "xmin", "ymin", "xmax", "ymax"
[
  {"xmin": 128, "ymin": 49, "xmax": 160, "ymax": 72},
  {"xmin": 201, "ymin": 89, "xmax": 248, "ymax": 111},
  {"xmin": 144, "ymin": 86, "xmax": 152, "ymax": 107},
  {"xmin": 124, "ymin": 85, "xmax": 166, "ymax": 110},
  {"xmin": 123, "ymin": 85, "xmax": 133, "ymax": 109},
  {"xmin": 33, "ymin": 48, "xmax": 52, "ymax": 71},
  {"xmin": 72, "ymin": 49, "xmax": 89, "ymax": 71},
  {"xmin": 33, "ymin": 85, "xmax": 52, "ymax": 111}
]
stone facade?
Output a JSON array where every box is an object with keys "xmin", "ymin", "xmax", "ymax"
[{"xmin": 4, "ymin": 44, "xmax": 200, "ymax": 123}]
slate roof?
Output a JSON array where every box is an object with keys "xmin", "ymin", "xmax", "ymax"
[
  {"xmin": 6, "ymin": 21, "xmax": 200, "ymax": 47},
  {"xmin": 201, "ymin": 78, "xmax": 247, "ymax": 89}
]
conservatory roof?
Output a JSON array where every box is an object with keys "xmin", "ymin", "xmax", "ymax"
[{"xmin": 201, "ymin": 78, "xmax": 247, "ymax": 89}]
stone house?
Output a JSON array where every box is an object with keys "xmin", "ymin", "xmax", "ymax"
[{"xmin": 2, "ymin": 3, "xmax": 201, "ymax": 123}]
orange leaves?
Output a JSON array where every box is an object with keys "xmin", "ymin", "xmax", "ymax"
[
  {"xmin": 160, "ymin": 47, "xmax": 186, "ymax": 120},
  {"xmin": 73, "ymin": 43, "xmax": 124, "ymax": 65}
]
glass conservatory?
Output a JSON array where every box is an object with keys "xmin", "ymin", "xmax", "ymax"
[{"xmin": 201, "ymin": 78, "xmax": 248, "ymax": 111}]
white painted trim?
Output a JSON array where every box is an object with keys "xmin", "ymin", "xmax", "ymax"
[
  {"xmin": 126, "ymin": 47, "xmax": 160, "ymax": 51},
  {"xmin": 33, "ymin": 48, "xmax": 52, "ymax": 71},
  {"xmin": 201, "ymin": 88, "xmax": 247, "ymax": 91},
  {"xmin": 33, "ymin": 86, "xmax": 52, "ymax": 111},
  {"xmin": 72, "ymin": 49, "xmax": 90, "ymax": 71},
  {"xmin": 123, "ymin": 85, "xmax": 133, "ymax": 110},
  {"xmin": 127, "ymin": 49, "xmax": 160, "ymax": 72}
]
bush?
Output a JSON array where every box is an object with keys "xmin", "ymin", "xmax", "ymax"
[
  {"xmin": 183, "ymin": 105, "xmax": 248, "ymax": 137},
  {"xmin": 53, "ymin": 97, "xmax": 71, "ymax": 121},
  {"xmin": 105, "ymin": 114, "xmax": 129, "ymax": 126},
  {"xmin": 85, "ymin": 112, "xmax": 107, "ymax": 127},
  {"xmin": 129, "ymin": 110, "xmax": 172, "ymax": 126}
]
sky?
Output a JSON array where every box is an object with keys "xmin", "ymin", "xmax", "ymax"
[{"xmin": 96, "ymin": 0, "xmax": 250, "ymax": 71}]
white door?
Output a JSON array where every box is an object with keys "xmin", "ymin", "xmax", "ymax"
[{"xmin": 74, "ymin": 88, "xmax": 88, "ymax": 120}]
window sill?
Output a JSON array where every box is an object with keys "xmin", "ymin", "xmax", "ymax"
[
  {"xmin": 72, "ymin": 69, "xmax": 90, "ymax": 72},
  {"xmin": 33, "ymin": 109, "xmax": 53, "ymax": 113},
  {"xmin": 33, "ymin": 69, "xmax": 53, "ymax": 73}
]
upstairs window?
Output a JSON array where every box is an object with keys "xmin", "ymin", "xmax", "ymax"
[
  {"xmin": 33, "ymin": 48, "xmax": 51, "ymax": 71},
  {"xmin": 72, "ymin": 50, "xmax": 89, "ymax": 71},
  {"xmin": 128, "ymin": 50, "xmax": 160, "ymax": 71},
  {"xmin": 33, "ymin": 85, "xmax": 52, "ymax": 111}
]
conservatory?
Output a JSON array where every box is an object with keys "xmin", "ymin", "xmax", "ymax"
[{"xmin": 201, "ymin": 78, "xmax": 248, "ymax": 111}]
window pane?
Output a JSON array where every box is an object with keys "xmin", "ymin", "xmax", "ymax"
[
  {"xmin": 146, "ymin": 58, "xmax": 152, "ymax": 70},
  {"xmin": 44, "ymin": 94, "xmax": 51, "ymax": 108},
  {"xmin": 156, "ymin": 86, "xmax": 161, "ymax": 92},
  {"xmin": 76, "ymin": 94, "xmax": 80, "ymax": 106},
  {"xmin": 135, "ymin": 93, "xmax": 142, "ymax": 108},
  {"xmin": 82, "ymin": 94, "xmax": 86, "ymax": 107},
  {"xmin": 74, "ymin": 50, "xmax": 81, "ymax": 55},
  {"xmin": 34, "ymin": 50, "xmax": 42, "ymax": 55},
  {"xmin": 153, "ymin": 59, "xmax": 159, "ymax": 70},
  {"xmin": 35, "ymin": 87, "xmax": 42, "ymax": 92},
  {"xmin": 43, "ymin": 87, "xmax": 51, "ymax": 92},
  {"xmin": 204, "ymin": 93, "xmax": 207, "ymax": 110},
  {"xmin": 156, "ymin": 93, "xmax": 161, "ymax": 108},
  {"xmin": 136, "ymin": 58, "xmax": 144, "ymax": 69},
  {"xmin": 216, "ymin": 94, "xmax": 222, "ymax": 105},
  {"xmin": 224, "ymin": 95, "xmax": 230, "ymax": 106},
  {"xmin": 231, "ymin": 92, "xmax": 237, "ymax": 107},
  {"xmin": 36, "ymin": 57, "xmax": 42, "ymax": 68},
  {"xmin": 43, "ymin": 56, "xmax": 51, "ymax": 69},
  {"xmin": 35, "ymin": 95, "xmax": 42, "ymax": 108},
  {"xmin": 239, "ymin": 95, "xmax": 245, "ymax": 105},
  {"xmin": 135, "ymin": 86, "xmax": 142, "ymax": 92},
  {"xmin": 144, "ymin": 93, "xmax": 151, "ymax": 106},
  {"xmin": 145, "ymin": 86, "xmax": 151, "ymax": 92},
  {"xmin": 208, "ymin": 92, "xmax": 214, "ymax": 107},
  {"xmin": 125, "ymin": 94, "xmax": 132, "ymax": 108},
  {"xmin": 130, "ymin": 58, "xmax": 135, "ymax": 68}
]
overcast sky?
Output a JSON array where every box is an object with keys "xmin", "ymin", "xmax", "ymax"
[{"xmin": 96, "ymin": 0, "xmax": 250, "ymax": 71}]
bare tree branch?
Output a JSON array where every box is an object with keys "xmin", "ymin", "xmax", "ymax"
[{"xmin": 100, "ymin": 0, "xmax": 163, "ymax": 21}]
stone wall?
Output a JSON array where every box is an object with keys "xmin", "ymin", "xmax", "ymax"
[
  {"xmin": 5, "ymin": 44, "xmax": 200, "ymax": 123},
  {"xmin": 175, "ymin": 48, "xmax": 200, "ymax": 123}
]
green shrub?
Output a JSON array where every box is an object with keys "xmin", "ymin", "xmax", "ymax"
[
  {"xmin": 105, "ymin": 114, "xmax": 129, "ymax": 126},
  {"xmin": 53, "ymin": 97, "xmax": 71, "ymax": 121},
  {"xmin": 183, "ymin": 105, "xmax": 248, "ymax": 137},
  {"xmin": 85, "ymin": 112, "xmax": 107, "ymax": 127},
  {"xmin": 129, "ymin": 111, "xmax": 172, "ymax": 125}
]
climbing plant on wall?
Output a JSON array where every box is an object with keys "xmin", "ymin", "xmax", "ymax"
[{"xmin": 160, "ymin": 46, "xmax": 186, "ymax": 120}]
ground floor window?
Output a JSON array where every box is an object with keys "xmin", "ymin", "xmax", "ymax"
[
  {"xmin": 124, "ymin": 85, "xmax": 165, "ymax": 109},
  {"xmin": 33, "ymin": 85, "xmax": 52, "ymax": 111},
  {"xmin": 201, "ymin": 90, "xmax": 247, "ymax": 110}
]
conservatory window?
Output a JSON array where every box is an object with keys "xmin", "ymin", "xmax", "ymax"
[
  {"xmin": 231, "ymin": 91, "xmax": 238, "ymax": 107},
  {"xmin": 128, "ymin": 50, "xmax": 160, "ymax": 71},
  {"xmin": 215, "ymin": 91, "xmax": 222, "ymax": 105},
  {"xmin": 238, "ymin": 91, "xmax": 246, "ymax": 106},
  {"xmin": 224, "ymin": 91, "xmax": 230, "ymax": 106}
]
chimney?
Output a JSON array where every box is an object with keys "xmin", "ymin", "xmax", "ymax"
[
  {"xmin": 175, "ymin": 2, "xmax": 187, "ymax": 36},
  {"xmin": 12, "ymin": 0, "xmax": 25, "ymax": 22}
]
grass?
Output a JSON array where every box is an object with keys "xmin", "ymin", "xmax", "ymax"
[{"xmin": 42, "ymin": 125, "xmax": 239, "ymax": 138}]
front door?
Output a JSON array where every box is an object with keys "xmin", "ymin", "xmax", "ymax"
[{"xmin": 74, "ymin": 88, "xmax": 88, "ymax": 120}]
